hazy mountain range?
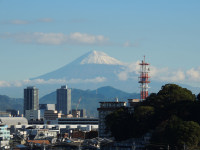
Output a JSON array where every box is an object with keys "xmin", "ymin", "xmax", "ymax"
[{"xmin": 0, "ymin": 86, "xmax": 139, "ymax": 116}]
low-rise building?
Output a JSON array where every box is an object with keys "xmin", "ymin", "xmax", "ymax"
[
  {"xmin": 58, "ymin": 118, "xmax": 98, "ymax": 125},
  {"xmin": 44, "ymin": 110, "xmax": 62, "ymax": 124},
  {"xmin": 0, "ymin": 124, "xmax": 10, "ymax": 149},
  {"xmin": 25, "ymin": 110, "xmax": 41, "ymax": 121},
  {"xmin": 71, "ymin": 109, "xmax": 86, "ymax": 118},
  {"xmin": 0, "ymin": 111, "xmax": 11, "ymax": 117},
  {"xmin": 39, "ymin": 104, "xmax": 56, "ymax": 119}
]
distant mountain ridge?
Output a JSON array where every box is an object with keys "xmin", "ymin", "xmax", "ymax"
[
  {"xmin": 0, "ymin": 86, "xmax": 139, "ymax": 117},
  {"xmin": 40, "ymin": 86, "xmax": 140, "ymax": 116},
  {"xmin": 0, "ymin": 95, "xmax": 23, "ymax": 113},
  {"xmin": 1, "ymin": 85, "xmax": 199, "ymax": 117}
]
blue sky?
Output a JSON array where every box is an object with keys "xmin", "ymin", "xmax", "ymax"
[{"xmin": 0, "ymin": 0, "xmax": 200, "ymax": 87}]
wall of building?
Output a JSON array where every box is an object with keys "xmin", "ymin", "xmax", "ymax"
[{"xmin": 56, "ymin": 86, "xmax": 71, "ymax": 115}]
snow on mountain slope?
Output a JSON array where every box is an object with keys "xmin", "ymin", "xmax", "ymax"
[
  {"xmin": 79, "ymin": 50, "xmax": 123, "ymax": 65},
  {"xmin": 69, "ymin": 50, "xmax": 124, "ymax": 65},
  {"xmin": 32, "ymin": 50, "xmax": 125, "ymax": 80}
]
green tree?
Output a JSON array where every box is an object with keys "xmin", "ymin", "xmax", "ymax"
[
  {"xmin": 132, "ymin": 106, "xmax": 155, "ymax": 136},
  {"xmin": 197, "ymin": 93, "xmax": 200, "ymax": 101},
  {"xmin": 105, "ymin": 107, "xmax": 132, "ymax": 141},
  {"xmin": 145, "ymin": 84, "xmax": 196, "ymax": 108},
  {"xmin": 151, "ymin": 116, "xmax": 200, "ymax": 149},
  {"xmin": 157, "ymin": 84, "xmax": 196, "ymax": 103},
  {"xmin": 105, "ymin": 84, "xmax": 200, "ymax": 145},
  {"xmin": 105, "ymin": 106, "xmax": 155, "ymax": 140}
]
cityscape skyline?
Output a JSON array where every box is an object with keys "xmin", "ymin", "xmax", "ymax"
[{"xmin": 0, "ymin": 1, "xmax": 200, "ymax": 88}]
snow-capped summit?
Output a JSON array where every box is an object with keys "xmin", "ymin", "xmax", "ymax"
[
  {"xmin": 33, "ymin": 50, "xmax": 125, "ymax": 80},
  {"xmin": 72, "ymin": 50, "xmax": 123, "ymax": 65}
]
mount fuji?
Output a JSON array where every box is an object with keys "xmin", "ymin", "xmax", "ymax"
[
  {"xmin": 30, "ymin": 50, "xmax": 164, "ymax": 96},
  {"xmin": 33, "ymin": 50, "xmax": 125, "ymax": 80}
]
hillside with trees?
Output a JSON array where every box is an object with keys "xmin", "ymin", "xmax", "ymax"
[{"xmin": 105, "ymin": 84, "xmax": 200, "ymax": 149}]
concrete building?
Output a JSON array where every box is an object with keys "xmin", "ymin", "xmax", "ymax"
[
  {"xmin": 0, "ymin": 117, "xmax": 28, "ymax": 128},
  {"xmin": 25, "ymin": 110, "xmax": 41, "ymax": 121},
  {"xmin": 24, "ymin": 86, "xmax": 39, "ymax": 116},
  {"xmin": 128, "ymin": 99, "xmax": 140, "ymax": 107},
  {"xmin": 6, "ymin": 109, "xmax": 19, "ymax": 117},
  {"xmin": 44, "ymin": 110, "xmax": 62, "ymax": 124},
  {"xmin": 0, "ymin": 124, "xmax": 10, "ymax": 149},
  {"xmin": 39, "ymin": 104, "xmax": 56, "ymax": 119},
  {"xmin": 56, "ymin": 85, "xmax": 71, "ymax": 115},
  {"xmin": 0, "ymin": 111, "xmax": 11, "ymax": 117},
  {"xmin": 71, "ymin": 109, "xmax": 86, "ymax": 118},
  {"xmin": 58, "ymin": 118, "xmax": 98, "ymax": 125},
  {"xmin": 97, "ymin": 101, "xmax": 126, "ymax": 138}
]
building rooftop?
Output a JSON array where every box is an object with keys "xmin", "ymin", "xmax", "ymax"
[
  {"xmin": 99, "ymin": 101, "xmax": 126, "ymax": 103},
  {"xmin": 0, "ymin": 117, "xmax": 28, "ymax": 126},
  {"xmin": 27, "ymin": 86, "xmax": 37, "ymax": 89}
]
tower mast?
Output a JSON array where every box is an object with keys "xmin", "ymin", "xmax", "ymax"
[{"xmin": 138, "ymin": 56, "xmax": 150, "ymax": 101}]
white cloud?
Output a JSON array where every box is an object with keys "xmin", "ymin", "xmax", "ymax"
[
  {"xmin": 27, "ymin": 79, "xmax": 67, "ymax": 85},
  {"xmin": 117, "ymin": 61, "xmax": 141, "ymax": 81},
  {"xmin": 68, "ymin": 77, "xmax": 106, "ymax": 84},
  {"xmin": 123, "ymin": 41, "xmax": 140, "ymax": 47},
  {"xmin": 116, "ymin": 61, "xmax": 200, "ymax": 87},
  {"xmin": 158, "ymin": 70, "xmax": 185, "ymax": 82},
  {"xmin": 10, "ymin": 20, "xmax": 29, "ymax": 25},
  {"xmin": 0, "ymin": 77, "xmax": 106, "ymax": 88},
  {"xmin": 148, "ymin": 66, "xmax": 185, "ymax": 82},
  {"xmin": 117, "ymin": 71, "xmax": 129, "ymax": 81},
  {"xmin": 123, "ymin": 41, "xmax": 131, "ymax": 47},
  {"xmin": 0, "ymin": 18, "xmax": 53, "ymax": 25},
  {"xmin": 34, "ymin": 32, "xmax": 66, "ymax": 45},
  {"xmin": 0, "ymin": 79, "xmax": 67, "ymax": 87},
  {"xmin": 186, "ymin": 68, "xmax": 200, "ymax": 81},
  {"xmin": 0, "ymin": 32, "xmax": 109, "ymax": 45},
  {"xmin": 38, "ymin": 18, "xmax": 53, "ymax": 23},
  {"xmin": 117, "ymin": 61, "xmax": 186, "ymax": 83},
  {"xmin": 0, "ymin": 81, "xmax": 11, "ymax": 87},
  {"xmin": 70, "ymin": 32, "xmax": 108, "ymax": 44}
]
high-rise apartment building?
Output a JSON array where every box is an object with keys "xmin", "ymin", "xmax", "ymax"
[
  {"xmin": 24, "ymin": 86, "xmax": 39, "ymax": 115},
  {"xmin": 56, "ymin": 85, "xmax": 71, "ymax": 115}
]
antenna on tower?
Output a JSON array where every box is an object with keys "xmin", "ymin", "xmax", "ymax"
[{"xmin": 138, "ymin": 56, "xmax": 150, "ymax": 101}]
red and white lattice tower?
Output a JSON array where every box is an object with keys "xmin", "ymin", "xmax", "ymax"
[{"xmin": 138, "ymin": 56, "xmax": 150, "ymax": 101}]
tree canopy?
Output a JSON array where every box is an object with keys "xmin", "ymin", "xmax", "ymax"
[
  {"xmin": 105, "ymin": 84, "xmax": 200, "ymax": 149},
  {"xmin": 145, "ymin": 84, "xmax": 196, "ymax": 108},
  {"xmin": 152, "ymin": 115, "xmax": 200, "ymax": 149}
]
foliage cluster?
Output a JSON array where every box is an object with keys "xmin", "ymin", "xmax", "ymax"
[{"xmin": 105, "ymin": 84, "xmax": 200, "ymax": 149}]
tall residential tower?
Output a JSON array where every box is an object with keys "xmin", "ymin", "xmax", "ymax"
[
  {"xmin": 24, "ymin": 86, "xmax": 39, "ymax": 115},
  {"xmin": 56, "ymin": 85, "xmax": 71, "ymax": 115}
]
